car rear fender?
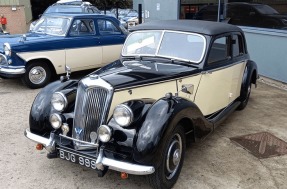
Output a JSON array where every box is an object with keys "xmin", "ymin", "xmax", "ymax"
[{"xmin": 241, "ymin": 60, "xmax": 258, "ymax": 99}]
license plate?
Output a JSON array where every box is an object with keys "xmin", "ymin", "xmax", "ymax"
[{"xmin": 58, "ymin": 148, "xmax": 98, "ymax": 170}]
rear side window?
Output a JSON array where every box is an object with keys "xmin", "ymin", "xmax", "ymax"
[
  {"xmin": 97, "ymin": 19, "xmax": 121, "ymax": 35},
  {"xmin": 208, "ymin": 36, "xmax": 230, "ymax": 64},
  {"xmin": 232, "ymin": 34, "xmax": 245, "ymax": 57}
]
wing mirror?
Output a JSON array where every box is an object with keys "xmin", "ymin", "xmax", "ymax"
[{"xmin": 60, "ymin": 65, "xmax": 72, "ymax": 82}]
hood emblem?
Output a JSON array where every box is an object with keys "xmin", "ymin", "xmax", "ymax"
[{"xmin": 74, "ymin": 128, "xmax": 83, "ymax": 139}]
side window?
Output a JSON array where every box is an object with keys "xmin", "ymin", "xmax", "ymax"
[
  {"xmin": 232, "ymin": 34, "xmax": 245, "ymax": 57},
  {"xmin": 69, "ymin": 19, "xmax": 95, "ymax": 36},
  {"xmin": 208, "ymin": 36, "xmax": 230, "ymax": 64},
  {"xmin": 97, "ymin": 19, "xmax": 121, "ymax": 35}
]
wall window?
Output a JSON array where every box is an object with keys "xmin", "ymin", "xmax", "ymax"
[{"xmin": 190, "ymin": 1, "xmax": 287, "ymax": 30}]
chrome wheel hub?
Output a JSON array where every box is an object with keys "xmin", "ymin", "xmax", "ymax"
[
  {"xmin": 29, "ymin": 66, "xmax": 46, "ymax": 84},
  {"xmin": 166, "ymin": 133, "xmax": 182, "ymax": 180}
]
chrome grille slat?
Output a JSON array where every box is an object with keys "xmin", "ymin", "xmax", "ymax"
[{"xmin": 72, "ymin": 77, "xmax": 113, "ymax": 150}]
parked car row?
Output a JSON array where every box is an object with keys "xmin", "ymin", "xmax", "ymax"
[
  {"xmin": 23, "ymin": 19, "xmax": 258, "ymax": 188},
  {"xmin": 194, "ymin": 2, "xmax": 287, "ymax": 30},
  {"xmin": 0, "ymin": 13, "xmax": 127, "ymax": 88}
]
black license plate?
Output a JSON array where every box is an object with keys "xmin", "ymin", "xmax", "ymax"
[{"xmin": 58, "ymin": 148, "xmax": 98, "ymax": 170}]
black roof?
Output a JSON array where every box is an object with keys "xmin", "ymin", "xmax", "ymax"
[{"xmin": 130, "ymin": 20, "xmax": 242, "ymax": 35}]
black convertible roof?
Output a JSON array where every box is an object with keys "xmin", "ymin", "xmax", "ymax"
[{"xmin": 130, "ymin": 20, "xmax": 242, "ymax": 35}]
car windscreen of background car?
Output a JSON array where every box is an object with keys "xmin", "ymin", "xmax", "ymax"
[
  {"xmin": 32, "ymin": 16, "xmax": 71, "ymax": 36},
  {"xmin": 45, "ymin": 6, "xmax": 82, "ymax": 13}
]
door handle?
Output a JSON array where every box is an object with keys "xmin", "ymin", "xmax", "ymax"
[{"xmin": 201, "ymin": 71, "xmax": 212, "ymax": 75}]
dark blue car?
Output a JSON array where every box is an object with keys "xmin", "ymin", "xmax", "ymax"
[{"xmin": 0, "ymin": 13, "xmax": 127, "ymax": 88}]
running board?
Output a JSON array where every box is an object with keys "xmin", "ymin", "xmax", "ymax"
[{"xmin": 209, "ymin": 101, "xmax": 241, "ymax": 129}]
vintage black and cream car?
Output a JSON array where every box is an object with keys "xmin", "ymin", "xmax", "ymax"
[{"xmin": 25, "ymin": 20, "xmax": 258, "ymax": 188}]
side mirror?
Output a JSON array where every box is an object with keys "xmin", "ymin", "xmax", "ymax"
[{"xmin": 60, "ymin": 65, "xmax": 71, "ymax": 82}]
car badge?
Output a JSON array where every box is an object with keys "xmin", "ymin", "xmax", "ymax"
[
  {"xmin": 90, "ymin": 131, "xmax": 97, "ymax": 144},
  {"xmin": 74, "ymin": 128, "xmax": 83, "ymax": 139}
]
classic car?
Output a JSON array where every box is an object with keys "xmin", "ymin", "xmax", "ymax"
[
  {"xmin": 25, "ymin": 20, "xmax": 258, "ymax": 188},
  {"xmin": 30, "ymin": 0, "xmax": 101, "ymax": 31},
  {"xmin": 0, "ymin": 13, "xmax": 127, "ymax": 88}
]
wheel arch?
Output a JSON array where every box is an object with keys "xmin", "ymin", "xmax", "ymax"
[{"xmin": 26, "ymin": 58, "xmax": 57, "ymax": 78}]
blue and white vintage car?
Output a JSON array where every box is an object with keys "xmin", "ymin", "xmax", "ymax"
[{"xmin": 0, "ymin": 13, "xmax": 127, "ymax": 88}]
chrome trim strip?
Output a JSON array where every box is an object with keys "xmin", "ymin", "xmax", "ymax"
[
  {"xmin": 59, "ymin": 134, "xmax": 99, "ymax": 147},
  {"xmin": 0, "ymin": 66, "xmax": 25, "ymax": 75},
  {"xmin": 24, "ymin": 129, "xmax": 55, "ymax": 153},
  {"xmin": 114, "ymin": 72, "xmax": 201, "ymax": 92}
]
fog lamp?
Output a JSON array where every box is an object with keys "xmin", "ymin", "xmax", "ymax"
[
  {"xmin": 49, "ymin": 113, "xmax": 62, "ymax": 129},
  {"xmin": 98, "ymin": 125, "xmax": 112, "ymax": 143}
]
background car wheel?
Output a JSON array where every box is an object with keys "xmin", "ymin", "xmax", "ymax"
[
  {"xmin": 22, "ymin": 62, "xmax": 51, "ymax": 89},
  {"xmin": 147, "ymin": 125, "xmax": 186, "ymax": 189},
  {"xmin": 237, "ymin": 82, "xmax": 251, "ymax": 111}
]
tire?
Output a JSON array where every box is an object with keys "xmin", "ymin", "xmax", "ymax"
[
  {"xmin": 21, "ymin": 61, "xmax": 51, "ymax": 89},
  {"xmin": 237, "ymin": 82, "xmax": 251, "ymax": 111},
  {"xmin": 147, "ymin": 125, "xmax": 186, "ymax": 189}
]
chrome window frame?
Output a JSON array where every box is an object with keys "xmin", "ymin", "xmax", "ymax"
[{"xmin": 121, "ymin": 30, "xmax": 207, "ymax": 64}]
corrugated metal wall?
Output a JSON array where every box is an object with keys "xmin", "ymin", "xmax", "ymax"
[{"xmin": 0, "ymin": 0, "xmax": 20, "ymax": 6}]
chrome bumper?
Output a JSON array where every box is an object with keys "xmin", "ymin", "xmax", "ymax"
[
  {"xmin": 24, "ymin": 129, "xmax": 155, "ymax": 175},
  {"xmin": 0, "ymin": 66, "xmax": 25, "ymax": 75}
]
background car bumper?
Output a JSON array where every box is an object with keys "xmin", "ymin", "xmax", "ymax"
[
  {"xmin": 24, "ymin": 129, "xmax": 155, "ymax": 175},
  {"xmin": 0, "ymin": 66, "xmax": 25, "ymax": 78}
]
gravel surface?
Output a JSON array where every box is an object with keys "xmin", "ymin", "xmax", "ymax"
[{"xmin": 0, "ymin": 76, "xmax": 286, "ymax": 189}]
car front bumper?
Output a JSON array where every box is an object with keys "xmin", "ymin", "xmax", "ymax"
[{"xmin": 24, "ymin": 128, "xmax": 155, "ymax": 175}]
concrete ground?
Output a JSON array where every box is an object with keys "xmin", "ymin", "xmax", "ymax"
[{"xmin": 0, "ymin": 77, "xmax": 286, "ymax": 189}]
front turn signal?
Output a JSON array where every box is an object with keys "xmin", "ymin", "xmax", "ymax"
[
  {"xmin": 121, "ymin": 172, "xmax": 128, "ymax": 179},
  {"xmin": 36, "ymin": 143, "xmax": 43, "ymax": 150}
]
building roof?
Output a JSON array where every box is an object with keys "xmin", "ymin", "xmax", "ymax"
[{"xmin": 130, "ymin": 20, "xmax": 242, "ymax": 35}]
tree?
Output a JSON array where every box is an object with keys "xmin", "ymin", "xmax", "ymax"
[{"xmin": 89, "ymin": 0, "xmax": 132, "ymax": 10}]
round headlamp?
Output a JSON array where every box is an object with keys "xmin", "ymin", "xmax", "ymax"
[
  {"xmin": 4, "ymin": 43, "xmax": 11, "ymax": 57},
  {"xmin": 51, "ymin": 92, "xmax": 67, "ymax": 112},
  {"xmin": 113, "ymin": 104, "xmax": 133, "ymax": 127},
  {"xmin": 98, "ymin": 125, "xmax": 112, "ymax": 143},
  {"xmin": 49, "ymin": 113, "xmax": 62, "ymax": 129}
]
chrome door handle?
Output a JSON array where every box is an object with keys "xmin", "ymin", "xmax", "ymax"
[{"xmin": 201, "ymin": 71, "xmax": 212, "ymax": 75}]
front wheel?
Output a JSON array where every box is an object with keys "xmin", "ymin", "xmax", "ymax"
[
  {"xmin": 147, "ymin": 125, "xmax": 186, "ymax": 189},
  {"xmin": 22, "ymin": 62, "xmax": 51, "ymax": 89}
]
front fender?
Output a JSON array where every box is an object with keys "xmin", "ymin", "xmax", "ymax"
[
  {"xmin": 133, "ymin": 97, "xmax": 211, "ymax": 165},
  {"xmin": 29, "ymin": 80, "xmax": 78, "ymax": 135}
]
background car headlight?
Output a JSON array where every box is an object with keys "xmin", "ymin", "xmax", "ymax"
[
  {"xmin": 98, "ymin": 125, "xmax": 112, "ymax": 142},
  {"xmin": 49, "ymin": 113, "xmax": 62, "ymax": 129},
  {"xmin": 113, "ymin": 104, "xmax": 133, "ymax": 127},
  {"xmin": 4, "ymin": 43, "xmax": 11, "ymax": 56},
  {"xmin": 51, "ymin": 92, "xmax": 67, "ymax": 112}
]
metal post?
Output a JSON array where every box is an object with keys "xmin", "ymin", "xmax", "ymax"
[
  {"xmin": 138, "ymin": 4, "xmax": 142, "ymax": 24},
  {"xmin": 217, "ymin": 0, "xmax": 221, "ymax": 22}
]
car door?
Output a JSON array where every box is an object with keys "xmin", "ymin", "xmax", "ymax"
[
  {"xmin": 194, "ymin": 35, "xmax": 233, "ymax": 116},
  {"xmin": 96, "ymin": 19, "xmax": 126, "ymax": 65},
  {"xmin": 65, "ymin": 18, "xmax": 102, "ymax": 72}
]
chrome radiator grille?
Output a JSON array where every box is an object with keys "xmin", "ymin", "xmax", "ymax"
[{"xmin": 72, "ymin": 77, "xmax": 112, "ymax": 149}]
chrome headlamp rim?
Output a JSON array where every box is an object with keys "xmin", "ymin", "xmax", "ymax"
[
  {"xmin": 51, "ymin": 92, "xmax": 68, "ymax": 112},
  {"xmin": 49, "ymin": 113, "xmax": 63, "ymax": 129},
  {"xmin": 113, "ymin": 104, "xmax": 134, "ymax": 127},
  {"xmin": 98, "ymin": 125, "xmax": 112, "ymax": 143},
  {"xmin": 3, "ymin": 43, "xmax": 11, "ymax": 57}
]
